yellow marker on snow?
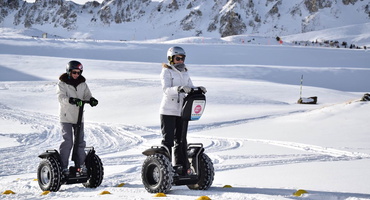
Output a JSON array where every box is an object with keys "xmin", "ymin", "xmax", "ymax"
[
  {"xmin": 99, "ymin": 190, "xmax": 111, "ymax": 195},
  {"xmin": 153, "ymin": 192, "xmax": 167, "ymax": 197},
  {"xmin": 223, "ymin": 185, "xmax": 232, "ymax": 188},
  {"xmin": 40, "ymin": 191, "xmax": 50, "ymax": 195},
  {"xmin": 117, "ymin": 183, "xmax": 125, "ymax": 187},
  {"xmin": 2, "ymin": 190, "xmax": 15, "ymax": 195},
  {"xmin": 293, "ymin": 189, "xmax": 308, "ymax": 196},
  {"xmin": 197, "ymin": 196, "xmax": 211, "ymax": 200}
]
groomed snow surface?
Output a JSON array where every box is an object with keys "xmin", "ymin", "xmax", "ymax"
[{"xmin": 0, "ymin": 28, "xmax": 370, "ymax": 199}]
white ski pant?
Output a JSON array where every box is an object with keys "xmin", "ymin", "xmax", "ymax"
[{"xmin": 59, "ymin": 123, "xmax": 86, "ymax": 169}]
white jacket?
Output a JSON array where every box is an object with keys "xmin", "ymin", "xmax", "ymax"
[
  {"xmin": 159, "ymin": 64, "xmax": 194, "ymax": 116},
  {"xmin": 56, "ymin": 73, "xmax": 92, "ymax": 124}
]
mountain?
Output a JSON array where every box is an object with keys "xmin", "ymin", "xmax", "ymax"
[{"xmin": 0, "ymin": 0, "xmax": 369, "ymax": 40}]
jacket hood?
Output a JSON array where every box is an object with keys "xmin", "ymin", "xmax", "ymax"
[
  {"xmin": 162, "ymin": 63, "xmax": 188, "ymax": 72},
  {"xmin": 59, "ymin": 73, "xmax": 86, "ymax": 86}
]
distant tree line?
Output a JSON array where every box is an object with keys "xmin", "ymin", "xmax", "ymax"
[{"xmin": 290, "ymin": 39, "xmax": 367, "ymax": 50}]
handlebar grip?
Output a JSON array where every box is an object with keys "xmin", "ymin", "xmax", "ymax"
[{"xmin": 178, "ymin": 87, "xmax": 204, "ymax": 94}]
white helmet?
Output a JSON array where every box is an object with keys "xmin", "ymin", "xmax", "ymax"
[{"xmin": 167, "ymin": 46, "xmax": 186, "ymax": 64}]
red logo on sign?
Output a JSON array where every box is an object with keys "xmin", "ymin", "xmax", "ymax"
[{"xmin": 194, "ymin": 105, "xmax": 202, "ymax": 114}]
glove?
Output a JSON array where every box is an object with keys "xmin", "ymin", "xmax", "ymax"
[
  {"xmin": 69, "ymin": 97, "xmax": 83, "ymax": 107},
  {"xmin": 199, "ymin": 86, "xmax": 207, "ymax": 93},
  {"xmin": 89, "ymin": 97, "xmax": 98, "ymax": 107},
  {"xmin": 178, "ymin": 86, "xmax": 192, "ymax": 93}
]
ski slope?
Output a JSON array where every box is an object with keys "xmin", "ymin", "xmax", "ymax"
[{"xmin": 0, "ymin": 28, "xmax": 370, "ymax": 199}]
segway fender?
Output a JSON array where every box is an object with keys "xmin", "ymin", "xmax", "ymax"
[
  {"xmin": 84, "ymin": 147, "xmax": 96, "ymax": 167},
  {"xmin": 84, "ymin": 146, "xmax": 96, "ymax": 168},
  {"xmin": 38, "ymin": 149, "xmax": 61, "ymax": 160},
  {"xmin": 187, "ymin": 143, "xmax": 204, "ymax": 157},
  {"xmin": 85, "ymin": 146, "xmax": 96, "ymax": 156},
  {"xmin": 187, "ymin": 146, "xmax": 204, "ymax": 157},
  {"xmin": 142, "ymin": 146, "xmax": 171, "ymax": 158}
]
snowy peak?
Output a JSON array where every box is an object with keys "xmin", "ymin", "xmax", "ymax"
[{"xmin": 0, "ymin": 0, "xmax": 369, "ymax": 39}]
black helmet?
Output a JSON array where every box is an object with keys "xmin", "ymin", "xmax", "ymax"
[{"xmin": 66, "ymin": 60, "xmax": 83, "ymax": 74}]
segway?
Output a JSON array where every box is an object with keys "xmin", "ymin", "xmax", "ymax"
[
  {"xmin": 37, "ymin": 100, "xmax": 104, "ymax": 192},
  {"xmin": 141, "ymin": 88, "xmax": 214, "ymax": 193}
]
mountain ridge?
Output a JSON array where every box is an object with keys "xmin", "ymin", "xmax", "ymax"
[{"xmin": 0, "ymin": 0, "xmax": 369, "ymax": 40}]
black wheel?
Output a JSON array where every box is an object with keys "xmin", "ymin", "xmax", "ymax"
[
  {"xmin": 187, "ymin": 153, "xmax": 214, "ymax": 190},
  {"xmin": 83, "ymin": 154, "xmax": 104, "ymax": 188},
  {"xmin": 37, "ymin": 157, "xmax": 62, "ymax": 192},
  {"xmin": 142, "ymin": 154, "xmax": 173, "ymax": 193}
]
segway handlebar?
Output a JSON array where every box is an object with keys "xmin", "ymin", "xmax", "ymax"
[
  {"xmin": 179, "ymin": 87, "xmax": 205, "ymax": 94},
  {"xmin": 76, "ymin": 100, "xmax": 93, "ymax": 107}
]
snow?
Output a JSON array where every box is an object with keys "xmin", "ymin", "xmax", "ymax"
[{"xmin": 0, "ymin": 25, "xmax": 370, "ymax": 200}]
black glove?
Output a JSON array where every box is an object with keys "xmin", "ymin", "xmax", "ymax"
[
  {"xmin": 89, "ymin": 97, "xmax": 98, "ymax": 107},
  {"xmin": 69, "ymin": 97, "xmax": 83, "ymax": 107}
]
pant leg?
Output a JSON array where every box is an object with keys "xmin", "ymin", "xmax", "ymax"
[
  {"xmin": 59, "ymin": 123, "xmax": 73, "ymax": 169},
  {"xmin": 76, "ymin": 123, "xmax": 86, "ymax": 167},
  {"xmin": 174, "ymin": 119, "xmax": 189, "ymax": 169},
  {"xmin": 160, "ymin": 115, "xmax": 177, "ymax": 156}
]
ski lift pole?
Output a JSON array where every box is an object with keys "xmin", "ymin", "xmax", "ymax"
[{"xmin": 299, "ymin": 74, "xmax": 303, "ymax": 99}]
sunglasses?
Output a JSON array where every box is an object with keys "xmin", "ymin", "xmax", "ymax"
[
  {"xmin": 175, "ymin": 56, "xmax": 185, "ymax": 61},
  {"xmin": 71, "ymin": 71, "xmax": 81, "ymax": 75}
]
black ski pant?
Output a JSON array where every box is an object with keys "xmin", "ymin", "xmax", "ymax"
[{"xmin": 160, "ymin": 115, "xmax": 189, "ymax": 169}]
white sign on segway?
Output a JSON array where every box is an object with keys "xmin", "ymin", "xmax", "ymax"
[{"xmin": 191, "ymin": 100, "xmax": 205, "ymax": 120}]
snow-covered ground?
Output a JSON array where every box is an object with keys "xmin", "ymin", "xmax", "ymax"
[{"xmin": 0, "ymin": 27, "xmax": 370, "ymax": 199}]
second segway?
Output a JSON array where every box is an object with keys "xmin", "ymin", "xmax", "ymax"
[
  {"xmin": 141, "ymin": 88, "xmax": 214, "ymax": 193},
  {"xmin": 37, "ymin": 100, "xmax": 104, "ymax": 192}
]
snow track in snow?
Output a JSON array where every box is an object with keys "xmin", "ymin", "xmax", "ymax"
[
  {"xmin": 1, "ymin": 99, "xmax": 369, "ymax": 199},
  {"xmin": 1, "ymin": 102, "xmax": 369, "ymax": 178},
  {"xmin": 0, "ymin": 104, "xmax": 60, "ymax": 176},
  {"xmin": 248, "ymin": 139, "xmax": 370, "ymax": 159},
  {"xmin": 0, "ymin": 104, "xmax": 149, "ymax": 176},
  {"xmin": 192, "ymin": 132, "xmax": 370, "ymax": 172}
]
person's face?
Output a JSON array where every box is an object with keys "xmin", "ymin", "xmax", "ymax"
[
  {"xmin": 173, "ymin": 55, "xmax": 185, "ymax": 64},
  {"xmin": 70, "ymin": 70, "xmax": 81, "ymax": 79}
]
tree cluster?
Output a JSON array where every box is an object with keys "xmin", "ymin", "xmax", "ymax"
[{"xmin": 291, "ymin": 39, "xmax": 368, "ymax": 50}]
